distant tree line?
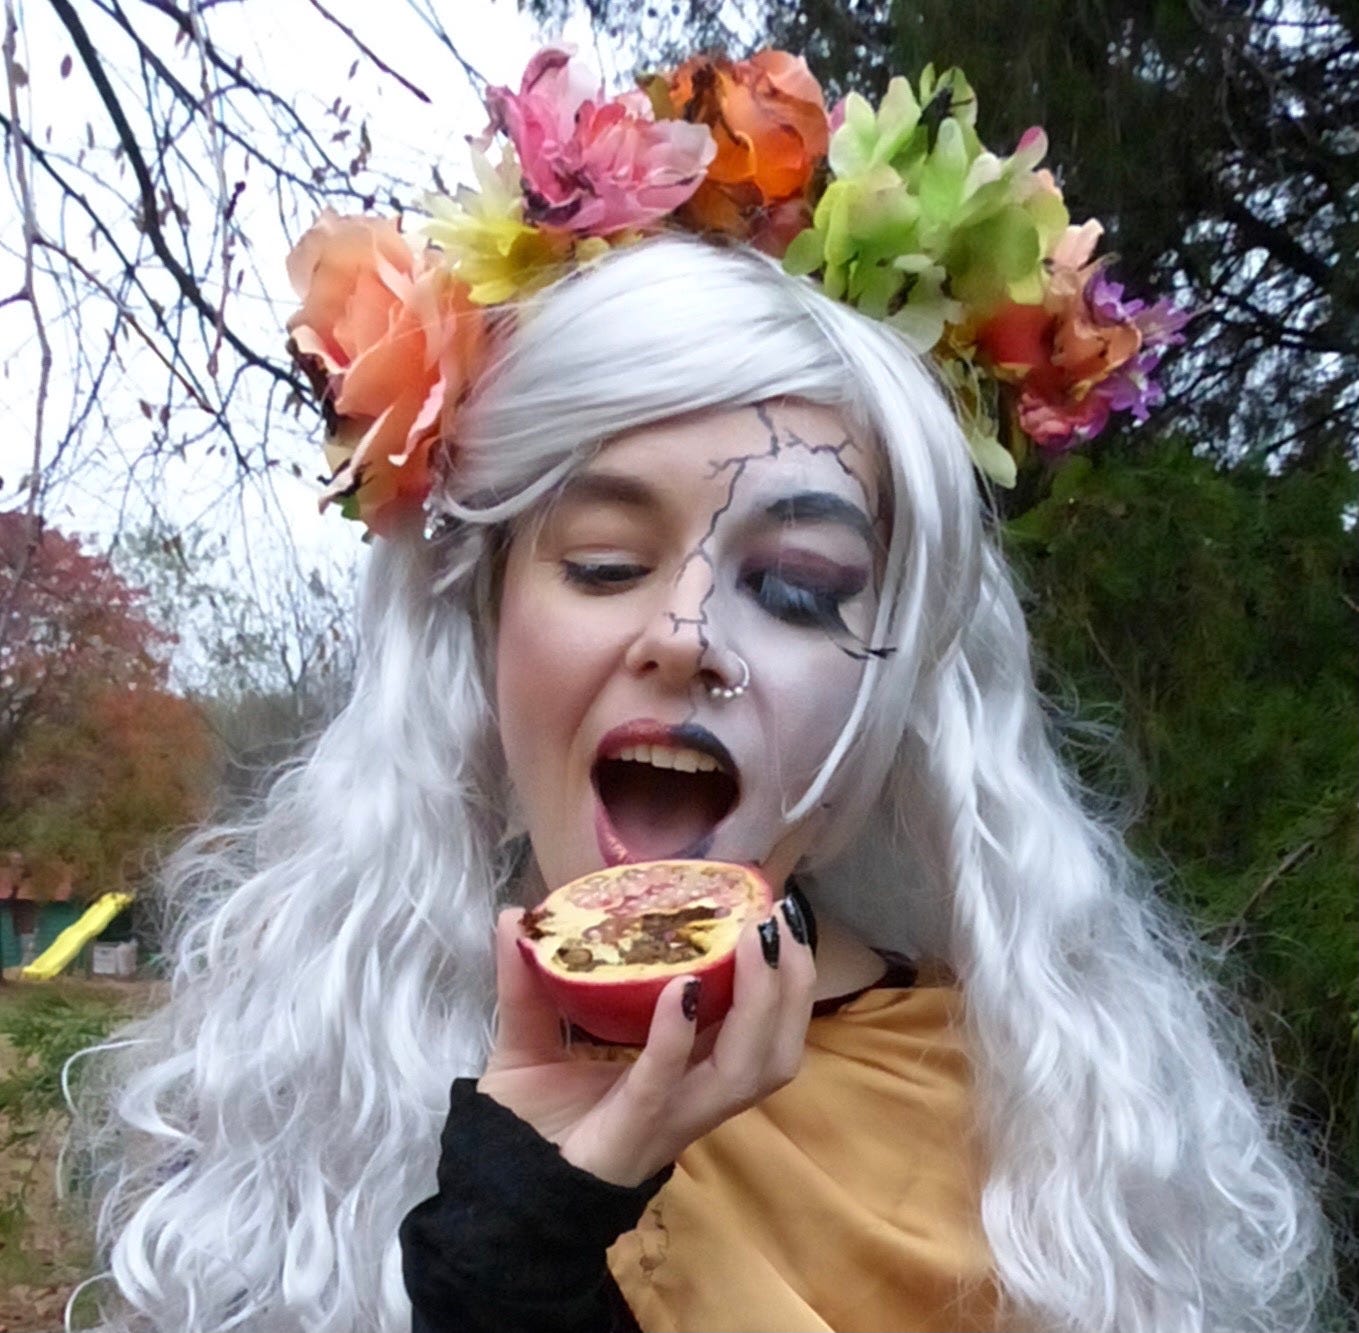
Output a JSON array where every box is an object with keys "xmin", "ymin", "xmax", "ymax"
[
  {"xmin": 0, "ymin": 509, "xmax": 355, "ymax": 921},
  {"xmin": 0, "ymin": 510, "xmax": 213, "ymax": 908}
]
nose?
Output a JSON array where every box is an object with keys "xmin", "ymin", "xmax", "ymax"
[{"xmin": 623, "ymin": 558, "xmax": 724, "ymax": 695}]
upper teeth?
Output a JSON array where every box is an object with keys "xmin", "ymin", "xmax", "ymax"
[{"xmin": 613, "ymin": 744, "xmax": 724, "ymax": 773}]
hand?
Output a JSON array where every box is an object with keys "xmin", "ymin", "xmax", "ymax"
[{"xmin": 478, "ymin": 901, "xmax": 816, "ymax": 1187}]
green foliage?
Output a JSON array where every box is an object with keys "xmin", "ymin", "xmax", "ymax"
[
  {"xmin": 1006, "ymin": 440, "xmax": 1359, "ymax": 1266},
  {"xmin": 0, "ymin": 992, "xmax": 126, "ymax": 1126},
  {"xmin": 0, "ymin": 988, "xmax": 128, "ymax": 1305}
]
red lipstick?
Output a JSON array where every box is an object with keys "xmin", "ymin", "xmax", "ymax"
[
  {"xmin": 591, "ymin": 719, "xmax": 739, "ymax": 865},
  {"xmin": 594, "ymin": 719, "xmax": 737, "ymax": 773}
]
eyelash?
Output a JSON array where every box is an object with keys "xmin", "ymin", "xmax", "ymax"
[
  {"xmin": 740, "ymin": 568, "xmax": 861, "ymax": 631},
  {"xmin": 559, "ymin": 560, "xmax": 864, "ymax": 631},
  {"xmin": 559, "ymin": 560, "xmax": 649, "ymax": 591}
]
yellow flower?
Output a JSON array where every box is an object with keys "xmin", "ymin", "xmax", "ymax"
[{"xmin": 425, "ymin": 147, "xmax": 611, "ymax": 304}]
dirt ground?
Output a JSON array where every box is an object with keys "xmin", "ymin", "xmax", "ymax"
[{"xmin": 0, "ymin": 975, "xmax": 161, "ymax": 1333}]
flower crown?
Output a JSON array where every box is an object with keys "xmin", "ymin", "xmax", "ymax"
[{"xmin": 285, "ymin": 47, "xmax": 1189, "ymax": 535}]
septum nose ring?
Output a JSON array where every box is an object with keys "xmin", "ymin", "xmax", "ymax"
[{"xmin": 707, "ymin": 653, "xmax": 751, "ymax": 701}]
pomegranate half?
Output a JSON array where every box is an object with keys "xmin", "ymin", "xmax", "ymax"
[{"xmin": 518, "ymin": 860, "xmax": 773, "ymax": 1045}]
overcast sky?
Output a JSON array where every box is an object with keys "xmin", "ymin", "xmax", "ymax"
[{"xmin": 0, "ymin": 0, "xmax": 607, "ymax": 584}]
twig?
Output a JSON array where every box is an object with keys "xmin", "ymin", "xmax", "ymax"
[
  {"xmin": 184, "ymin": 0, "xmax": 233, "ymax": 384},
  {"xmin": 1261, "ymin": 403, "xmax": 1356, "ymax": 462},
  {"xmin": 33, "ymin": 236, "xmax": 216, "ymax": 412},
  {"xmin": 47, "ymin": 0, "xmax": 300, "ymax": 435},
  {"xmin": 96, "ymin": 0, "xmax": 372, "ymax": 202},
  {"xmin": 114, "ymin": 0, "xmax": 372, "ymax": 194},
  {"xmin": 4, "ymin": 2, "xmax": 52, "ymax": 523},
  {"xmin": 304, "ymin": 0, "xmax": 431, "ymax": 104},
  {"xmin": 403, "ymin": 0, "xmax": 488, "ymax": 90},
  {"xmin": 1215, "ymin": 838, "xmax": 1320, "ymax": 950},
  {"xmin": 0, "ymin": 2, "xmax": 55, "ymax": 666},
  {"xmin": 0, "ymin": 108, "xmax": 201, "ymax": 386}
]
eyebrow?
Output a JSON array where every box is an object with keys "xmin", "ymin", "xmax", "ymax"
[
  {"xmin": 763, "ymin": 491, "xmax": 875, "ymax": 544},
  {"xmin": 555, "ymin": 473, "xmax": 875, "ymax": 545},
  {"xmin": 557, "ymin": 470, "xmax": 657, "ymax": 509}
]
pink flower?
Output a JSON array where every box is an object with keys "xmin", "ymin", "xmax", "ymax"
[
  {"xmin": 485, "ymin": 48, "xmax": 716, "ymax": 237},
  {"xmin": 1017, "ymin": 385, "xmax": 1113, "ymax": 449}
]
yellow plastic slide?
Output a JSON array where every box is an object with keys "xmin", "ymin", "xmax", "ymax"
[{"xmin": 21, "ymin": 892, "xmax": 135, "ymax": 981}]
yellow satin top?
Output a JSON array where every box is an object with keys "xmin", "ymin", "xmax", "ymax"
[{"xmin": 606, "ymin": 981, "xmax": 999, "ymax": 1333}]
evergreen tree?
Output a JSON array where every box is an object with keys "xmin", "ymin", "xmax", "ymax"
[{"xmin": 530, "ymin": 0, "xmax": 1357, "ymax": 465}]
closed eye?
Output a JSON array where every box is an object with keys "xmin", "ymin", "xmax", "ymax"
[
  {"xmin": 740, "ymin": 564, "xmax": 868, "ymax": 631},
  {"xmin": 559, "ymin": 559, "xmax": 650, "ymax": 592}
]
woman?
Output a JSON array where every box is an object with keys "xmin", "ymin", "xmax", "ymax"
[{"xmin": 77, "ymin": 50, "xmax": 1332, "ymax": 1333}]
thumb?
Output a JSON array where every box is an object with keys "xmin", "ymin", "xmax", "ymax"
[{"xmin": 488, "ymin": 907, "xmax": 566, "ymax": 1067}]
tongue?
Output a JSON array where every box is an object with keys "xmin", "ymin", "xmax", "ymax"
[{"xmin": 598, "ymin": 765, "xmax": 731, "ymax": 860}]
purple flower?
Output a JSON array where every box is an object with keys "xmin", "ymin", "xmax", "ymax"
[
  {"xmin": 1099, "ymin": 351, "xmax": 1167, "ymax": 423},
  {"xmin": 1136, "ymin": 295, "xmax": 1192, "ymax": 350}
]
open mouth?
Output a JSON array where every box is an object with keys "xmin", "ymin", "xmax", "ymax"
[{"xmin": 593, "ymin": 723, "xmax": 740, "ymax": 864}]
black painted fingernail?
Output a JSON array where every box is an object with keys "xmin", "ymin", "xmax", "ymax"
[
  {"xmin": 780, "ymin": 896, "xmax": 809, "ymax": 946},
  {"xmin": 758, "ymin": 917, "xmax": 781, "ymax": 968},
  {"xmin": 681, "ymin": 978, "xmax": 701, "ymax": 1021},
  {"xmin": 787, "ymin": 883, "xmax": 818, "ymax": 956}
]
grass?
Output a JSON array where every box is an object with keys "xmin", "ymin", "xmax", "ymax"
[{"xmin": 0, "ymin": 976, "xmax": 156, "ymax": 1333}]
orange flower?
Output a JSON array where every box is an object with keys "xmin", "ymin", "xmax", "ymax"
[
  {"xmin": 664, "ymin": 50, "xmax": 828, "ymax": 252},
  {"xmin": 972, "ymin": 224, "xmax": 1153, "ymax": 450},
  {"xmin": 286, "ymin": 212, "xmax": 486, "ymax": 535},
  {"xmin": 1042, "ymin": 222, "xmax": 1140, "ymax": 392}
]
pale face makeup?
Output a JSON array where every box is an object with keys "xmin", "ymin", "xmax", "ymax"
[{"xmin": 495, "ymin": 402, "xmax": 883, "ymax": 896}]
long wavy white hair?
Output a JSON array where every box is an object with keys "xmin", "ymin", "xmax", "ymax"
[{"xmin": 73, "ymin": 238, "xmax": 1332, "ymax": 1332}]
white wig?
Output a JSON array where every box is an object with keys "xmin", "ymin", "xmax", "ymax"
[{"xmin": 74, "ymin": 238, "xmax": 1332, "ymax": 1332}]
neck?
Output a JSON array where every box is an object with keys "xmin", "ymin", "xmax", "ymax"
[{"xmin": 799, "ymin": 903, "xmax": 887, "ymax": 1001}]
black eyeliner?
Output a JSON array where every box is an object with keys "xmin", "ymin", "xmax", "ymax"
[{"xmin": 559, "ymin": 559, "xmax": 648, "ymax": 588}]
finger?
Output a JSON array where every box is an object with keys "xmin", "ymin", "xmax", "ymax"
[
  {"xmin": 489, "ymin": 907, "xmax": 566, "ymax": 1064},
  {"xmin": 555, "ymin": 979, "xmax": 702, "ymax": 1187},
  {"xmin": 627, "ymin": 975, "xmax": 702, "ymax": 1102},
  {"xmin": 769, "ymin": 898, "xmax": 817, "ymax": 1076},
  {"xmin": 703, "ymin": 915, "xmax": 785, "ymax": 1093}
]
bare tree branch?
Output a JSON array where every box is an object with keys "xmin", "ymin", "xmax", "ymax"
[
  {"xmin": 47, "ymin": 0, "xmax": 299, "ymax": 418},
  {"xmin": 303, "ymin": 0, "xmax": 432, "ymax": 104},
  {"xmin": 1, "ymin": 2, "xmax": 56, "ymax": 669}
]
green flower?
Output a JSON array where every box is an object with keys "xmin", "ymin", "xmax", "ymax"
[
  {"xmin": 785, "ymin": 66, "xmax": 1068, "ymax": 354},
  {"xmin": 934, "ymin": 355, "xmax": 1017, "ymax": 487}
]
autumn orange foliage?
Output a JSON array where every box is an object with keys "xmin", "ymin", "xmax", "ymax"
[{"xmin": 0, "ymin": 512, "xmax": 217, "ymax": 899}]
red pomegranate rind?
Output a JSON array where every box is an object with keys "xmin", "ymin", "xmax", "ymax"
[{"xmin": 518, "ymin": 860, "xmax": 772, "ymax": 1044}]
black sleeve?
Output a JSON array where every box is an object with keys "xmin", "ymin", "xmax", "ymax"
[{"xmin": 400, "ymin": 1078, "xmax": 669, "ymax": 1333}]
